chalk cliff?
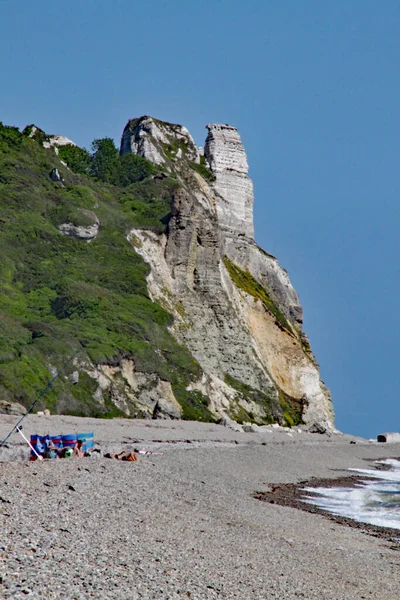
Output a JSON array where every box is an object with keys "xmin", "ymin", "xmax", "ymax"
[
  {"xmin": 0, "ymin": 117, "xmax": 332, "ymax": 429},
  {"xmin": 120, "ymin": 116, "xmax": 334, "ymax": 429}
]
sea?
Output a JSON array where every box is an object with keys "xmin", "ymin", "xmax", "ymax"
[{"xmin": 301, "ymin": 458, "xmax": 400, "ymax": 531}]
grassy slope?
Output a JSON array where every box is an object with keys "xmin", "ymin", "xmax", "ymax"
[
  {"xmin": 223, "ymin": 257, "xmax": 293, "ymax": 332},
  {"xmin": 0, "ymin": 123, "xmax": 213, "ymax": 419}
]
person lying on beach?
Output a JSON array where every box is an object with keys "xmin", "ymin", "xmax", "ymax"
[
  {"xmin": 104, "ymin": 450, "xmax": 137, "ymax": 461},
  {"xmin": 46, "ymin": 441, "xmax": 70, "ymax": 459},
  {"xmin": 45, "ymin": 440, "xmax": 83, "ymax": 459},
  {"xmin": 43, "ymin": 442, "xmax": 65, "ymax": 459}
]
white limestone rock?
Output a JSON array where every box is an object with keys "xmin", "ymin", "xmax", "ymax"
[
  {"xmin": 242, "ymin": 422, "xmax": 261, "ymax": 433},
  {"xmin": 85, "ymin": 359, "xmax": 182, "ymax": 419},
  {"xmin": 118, "ymin": 115, "xmax": 334, "ymax": 430},
  {"xmin": 50, "ymin": 168, "xmax": 64, "ymax": 184},
  {"xmin": 129, "ymin": 226, "xmax": 277, "ymax": 400},
  {"xmin": 204, "ymin": 123, "xmax": 302, "ymax": 325},
  {"xmin": 68, "ymin": 371, "xmax": 79, "ymax": 385},
  {"xmin": 59, "ymin": 209, "xmax": 99, "ymax": 241},
  {"xmin": 23, "ymin": 125, "xmax": 76, "ymax": 155},
  {"xmin": 219, "ymin": 414, "xmax": 244, "ymax": 433},
  {"xmin": 43, "ymin": 135, "xmax": 76, "ymax": 151},
  {"xmin": 120, "ymin": 117, "xmax": 167, "ymax": 164},
  {"xmin": 205, "ymin": 123, "xmax": 254, "ymax": 240},
  {"xmin": 204, "ymin": 124, "xmax": 248, "ymax": 173},
  {"xmin": 120, "ymin": 116, "xmax": 200, "ymax": 165},
  {"xmin": 59, "ymin": 222, "xmax": 99, "ymax": 241},
  {"xmin": 151, "ymin": 380, "xmax": 183, "ymax": 420}
]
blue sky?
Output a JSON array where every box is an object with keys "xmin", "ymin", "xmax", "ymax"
[{"xmin": 1, "ymin": 1, "xmax": 400, "ymax": 438}]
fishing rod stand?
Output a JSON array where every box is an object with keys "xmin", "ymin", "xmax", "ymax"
[{"xmin": 15, "ymin": 425, "xmax": 43, "ymax": 461}]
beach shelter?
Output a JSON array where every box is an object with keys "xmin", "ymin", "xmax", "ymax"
[{"xmin": 29, "ymin": 432, "xmax": 94, "ymax": 459}]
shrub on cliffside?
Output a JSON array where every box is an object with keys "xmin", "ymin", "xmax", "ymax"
[
  {"xmin": 79, "ymin": 137, "xmax": 157, "ymax": 186},
  {"xmin": 58, "ymin": 145, "xmax": 91, "ymax": 175},
  {"xmin": 118, "ymin": 153, "xmax": 156, "ymax": 186},
  {"xmin": 90, "ymin": 137, "xmax": 120, "ymax": 184},
  {"xmin": 0, "ymin": 121, "xmax": 205, "ymax": 418}
]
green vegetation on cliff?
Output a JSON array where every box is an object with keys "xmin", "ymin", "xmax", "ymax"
[
  {"xmin": 189, "ymin": 155, "xmax": 216, "ymax": 182},
  {"xmin": 224, "ymin": 373, "xmax": 302, "ymax": 427},
  {"xmin": 224, "ymin": 373, "xmax": 281, "ymax": 424},
  {"xmin": 223, "ymin": 257, "xmax": 292, "ymax": 332},
  {"xmin": 0, "ymin": 122, "xmax": 214, "ymax": 418},
  {"xmin": 57, "ymin": 144, "xmax": 91, "ymax": 175}
]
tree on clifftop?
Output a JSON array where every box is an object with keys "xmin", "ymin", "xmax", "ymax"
[
  {"xmin": 55, "ymin": 135, "xmax": 158, "ymax": 187},
  {"xmin": 90, "ymin": 137, "xmax": 120, "ymax": 185},
  {"xmin": 118, "ymin": 153, "xmax": 156, "ymax": 186},
  {"xmin": 57, "ymin": 145, "xmax": 91, "ymax": 175}
]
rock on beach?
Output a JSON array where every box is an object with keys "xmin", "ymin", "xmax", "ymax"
[{"xmin": 0, "ymin": 415, "xmax": 399, "ymax": 599}]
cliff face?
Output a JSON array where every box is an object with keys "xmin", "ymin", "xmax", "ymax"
[
  {"xmin": 120, "ymin": 117, "xmax": 334, "ymax": 429},
  {"xmin": 204, "ymin": 123, "xmax": 254, "ymax": 242},
  {"xmin": 0, "ymin": 118, "xmax": 333, "ymax": 429}
]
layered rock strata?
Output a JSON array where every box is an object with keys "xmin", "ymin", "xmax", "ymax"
[
  {"xmin": 204, "ymin": 123, "xmax": 254, "ymax": 241},
  {"xmin": 204, "ymin": 123, "xmax": 302, "ymax": 326},
  {"xmin": 119, "ymin": 116, "xmax": 334, "ymax": 429}
]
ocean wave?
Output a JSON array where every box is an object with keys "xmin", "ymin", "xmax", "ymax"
[{"xmin": 301, "ymin": 459, "xmax": 400, "ymax": 530}]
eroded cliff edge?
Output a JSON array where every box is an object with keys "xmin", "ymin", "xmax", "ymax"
[
  {"xmin": 121, "ymin": 117, "xmax": 334, "ymax": 429},
  {"xmin": 0, "ymin": 118, "xmax": 333, "ymax": 429}
]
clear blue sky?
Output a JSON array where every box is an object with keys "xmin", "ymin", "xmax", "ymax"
[{"xmin": 1, "ymin": 0, "xmax": 399, "ymax": 438}]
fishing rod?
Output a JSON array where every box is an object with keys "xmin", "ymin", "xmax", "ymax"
[{"xmin": 0, "ymin": 347, "xmax": 82, "ymax": 451}]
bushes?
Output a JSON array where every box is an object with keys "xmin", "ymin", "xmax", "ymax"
[
  {"xmin": 120, "ymin": 177, "xmax": 178, "ymax": 232},
  {"xmin": 118, "ymin": 153, "xmax": 156, "ymax": 186},
  {"xmin": 0, "ymin": 122, "xmax": 23, "ymax": 146},
  {"xmin": 189, "ymin": 155, "xmax": 215, "ymax": 182},
  {"xmin": 224, "ymin": 373, "xmax": 281, "ymax": 425},
  {"xmin": 57, "ymin": 145, "xmax": 91, "ymax": 175},
  {"xmin": 224, "ymin": 373, "xmax": 303, "ymax": 427},
  {"xmin": 27, "ymin": 132, "xmax": 159, "ymax": 188},
  {"xmin": 0, "ymin": 121, "xmax": 202, "ymax": 416},
  {"xmin": 172, "ymin": 386, "xmax": 215, "ymax": 422},
  {"xmin": 59, "ymin": 137, "xmax": 157, "ymax": 186},
  {"xmin": 90, "ymin": 138, "xmax": 120, "ymax": 184},
  {"xmin": 89, "ymin": 138, "xmax": 157, "ymax": 186}
]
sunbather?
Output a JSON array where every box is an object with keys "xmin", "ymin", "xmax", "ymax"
[
  {"xmin": 45, "ymin": 440, "xmax": 66, "ymax": 459},
  {"xmin": 104, "ymin": 450, "xmax": 137, "ymax": 461},
  {"xmin": 45, "ymin": 440, "xmax": 76, "ymax": 459}
]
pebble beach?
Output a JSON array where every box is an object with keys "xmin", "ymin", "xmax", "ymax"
[{"xmin": 1, "ymin": 415, "xmax": 400, "ymax": 600}]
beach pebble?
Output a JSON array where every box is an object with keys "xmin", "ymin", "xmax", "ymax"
[{"xmin": 0, "ymin": 415, "xmax": 399, "ymax": 599}]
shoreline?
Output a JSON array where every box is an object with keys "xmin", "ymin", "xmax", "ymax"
[
  {"xmin": 2, "ymin": 415, "xmax": 400, "ymax": 599},
  {"xmin": 254, "ymin": 474, "xmax": 400, "ymax": 544}
]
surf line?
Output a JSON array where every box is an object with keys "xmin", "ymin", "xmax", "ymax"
[{"xmin": 0, "ymin": 347, "xmax": 82, "ymax": 452}]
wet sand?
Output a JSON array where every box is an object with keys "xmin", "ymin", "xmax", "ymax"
[{"xmin": 254, "ymin": 475, "xmax": 400, "ymax": 544}]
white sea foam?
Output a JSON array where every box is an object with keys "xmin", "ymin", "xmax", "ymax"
[{"xmin": 302, "ymin": 459, "xmax": 400, "ymax": 530}]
